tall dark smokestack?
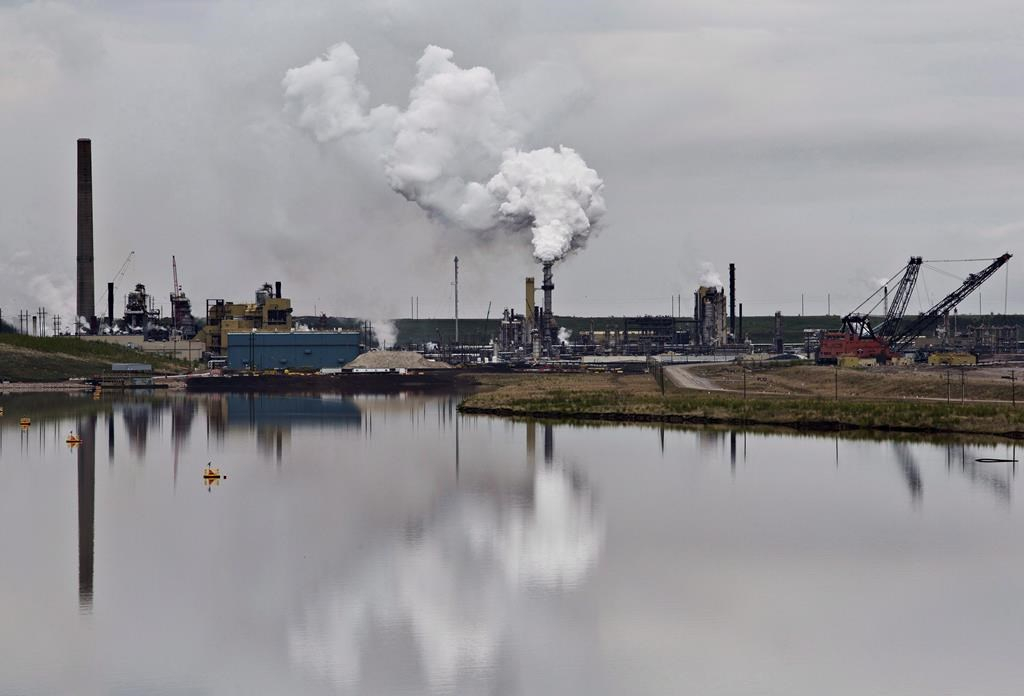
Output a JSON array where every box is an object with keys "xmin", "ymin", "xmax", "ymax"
[
  {"xmin": 728, "ymin": 263, "xmax": 736, "ymax": 339},
  {"xmin": 107, "ymin": 282, "xmax": 114, "ymax": 328},
  {"xmin": 76, "ymin": 139, "xmax": 95, "ymax": 330},
  {"xmin": 275, "ymin": 281, "xmax": 282, "ymax": 299},
  {"xmin": 542, "ymin": 262, "xmax": 554, "ymax": 348}
]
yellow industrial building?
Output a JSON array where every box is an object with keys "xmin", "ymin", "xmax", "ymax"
[
  {"xmin": 199, "ymin": 282, "xmax": 293, "ymax": 355},
  {"xmin": 927, "ymin": 352, "xmax": 977, "ymax": 366}
]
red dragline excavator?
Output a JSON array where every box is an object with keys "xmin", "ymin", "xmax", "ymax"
[{"xmin": 818, "ymin": 252, "xmax": 1012, "ymax": 363}]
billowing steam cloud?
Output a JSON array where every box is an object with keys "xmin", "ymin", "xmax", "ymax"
[
  {"xmin": 283, "ymin": 43, "xmax": 605, "ymax": 262},
  {"xmin": 699, "ymin": 261, "xmax": 723, "ymax": 289}
]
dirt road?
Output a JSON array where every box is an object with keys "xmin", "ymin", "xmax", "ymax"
[{"xmin": 664, "ymin": 364, "xmax": 727, "ymax": 391}]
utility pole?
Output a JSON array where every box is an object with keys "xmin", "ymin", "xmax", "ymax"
[
  {"xmin": 834, "ymin": 364, "xmax": 839, "ymax": 401},
  {"xmin": 39, "ymin": 307, "xmax": 47, "ymax": 337},
  {"xmin": 960, "ymin": 366, "xmax": 966, "ymax": 404},
  {"xmin": 453, "ymin": 256, "xmax": 459, "ymax": 346},
  {"xmin": 1002, "ymin": 370, "xmax": 1017, "ymax": 406}
]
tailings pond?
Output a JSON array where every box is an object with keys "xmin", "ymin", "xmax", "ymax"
[{"xmin": 2, "ymin": 391, "xmax": 1022, "ymax": 695}]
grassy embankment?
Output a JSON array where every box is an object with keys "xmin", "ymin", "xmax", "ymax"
[
  {"xmin": 0, "ymin": 334, "xmax": 190, "ymax": 382},
  {"xmin": 459, "ymin": 370, "xmax": 1024, "ymax": 438}
]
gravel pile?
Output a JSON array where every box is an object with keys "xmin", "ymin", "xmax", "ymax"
[{"xmin": 346, "ymin": 351, "xmax": 452, "ymax": 370}]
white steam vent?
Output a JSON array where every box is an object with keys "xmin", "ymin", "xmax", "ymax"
[{"xmin": 283, "ymin": 44, "xmax": 605, "ymax": 263}]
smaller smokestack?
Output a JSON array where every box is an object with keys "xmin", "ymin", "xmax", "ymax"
[
  {"xmin": 739, "ymin": 302, "xmax": 744, "ymax": 344},
  {"xmin": 728, "ymin": 263, "xmax": 736, "ymax": 340},
  {"xmin": 107, "ymin": 282, "xmax": 114, "ymax": 328},
  {"xmin": 275, "ymin": 281, "xmax": 282, "ymax": 299}
]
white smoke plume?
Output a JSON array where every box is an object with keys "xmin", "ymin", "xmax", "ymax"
[
  {"xmin": 371, "ymin": 318, "xmax": 398, "ymax": 349},
  {"xmin": 283, "ymin": 43, "xmax": 605, "ymax": 263},
  {"xmin": 698, "ymin": 262, "xmax": 723, "ymax": 289},
  {"xmin": 557, "ymin": 326, "xmax": 572, "ymax": 345}
]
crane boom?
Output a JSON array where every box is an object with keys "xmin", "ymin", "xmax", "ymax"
[
  {"xmin": 888, "ymin": 253, "xmax": 1012, "ymax": 354},
  {"xmin": 877, "ymin": 256, "xmax": 922, "ymax": 339},
  {"xmin": 99, "ymin": 250, "xmax": 135, "ymax": 305},
  {"xmin": 172, "ymin": 255, "xmax": 181, "ymax": 295}
]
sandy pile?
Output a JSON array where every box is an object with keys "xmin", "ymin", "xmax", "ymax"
[{"xmin": 346, "ymin": 351, "xmax": 452, "ymax": 370}]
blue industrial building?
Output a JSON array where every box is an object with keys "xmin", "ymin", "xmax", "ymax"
[{"xmin": 226, "ymin": 331, "xmax": 361, "ymax": 371}]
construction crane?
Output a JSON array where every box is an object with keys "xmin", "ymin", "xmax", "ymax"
[
  {"xmin": 819, "ymin": 253, "xmax": 1011, "ymax": 362},
  {"xmin": 819, "ymin": 256, "xmax": 922, "ymax": 361},
  {"xmin": 169, "ymin": 255, "xmax": 197, "ymax": 339},
  {"xmin": 887, "ymin": 253, "xmax": 1012, "ymax": 355},
  {"xmin": 98, "ymin": 251, "xmax": 135, "ymax": 318},
  {"xmin": 172, "ymin": 255, "xmax": 182, "ymax": 295}
]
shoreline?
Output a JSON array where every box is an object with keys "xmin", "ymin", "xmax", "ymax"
[
  {"xmin": 0, "ymin": 382, "xmax": 93, "ymax": 393},
  {"xmin": 457, "ymin": 372, "xmax": 1024, "ymax": 440},
  {"xmin": 458, "ymin": 404, "xmax": 1024, "ymax": 440}
]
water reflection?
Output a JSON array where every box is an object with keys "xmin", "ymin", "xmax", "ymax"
[
  {"xmin": 892, "ymin": 444, "xmax": 923, "ymax": 503},
  {"xmin": 207, "ymin": 394, "xmax": 362, "ymax": 461},
  {"xmin": 947, "ymin": 443, "xmax": 1014, "ymax": 504},
  {"xmin": 289, "ymin": 416, "xmax": 603, "ymax": 693},
  {"xmin": 77, "ymin": 413, "xmax": 96, "ymax": 612},
  {"xmin": 5, "ymin": 393, "xmax": 1024, "ymax": 694}
]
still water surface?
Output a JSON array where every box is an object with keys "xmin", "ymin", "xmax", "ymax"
[{"xmin": 1, "ymin": 391, "xmax": 1022, "ymax": 695}]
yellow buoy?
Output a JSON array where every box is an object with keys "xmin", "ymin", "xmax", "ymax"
[
  {"xmin": 19, "ymin": 417, "xmax": 31, "ymax": 426},
  {"xmin": 66, "ymin": 432, "xmax": 82, "ymax": 444},
  {"xmin": 203, "ymin": 467, "xmax": 222, "ymax": 479}
]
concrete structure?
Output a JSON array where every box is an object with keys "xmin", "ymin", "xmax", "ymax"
[
  {"xmin": 524, "ymin": 276, "xmax": 535, "ymax": 337},
  {"xmin": 729, "ymin": 263, "xmax": 736, "ymax": 340},
  {"xmin": 225, "ymin": 331, "xmax": 360, "ymax": 371},
  {"xmin": 76, "ymin": 138, "xmax": 95, "ymax": 330},
  {"xmin": 201, "ymin": 282, "xmax": 293, "ymax": 355},
  {"xmin": 694, "ymin": 286, "xmax": 728, "ymax": 347}
]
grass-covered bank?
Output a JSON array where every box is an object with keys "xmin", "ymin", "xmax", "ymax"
[
  {"xmin": 0, "ymin": 334, "xmax": 190, "ymax": 382},
  {"xmin": 458, "ymin": 373, "xmax": 1024, "ymax": 438}
]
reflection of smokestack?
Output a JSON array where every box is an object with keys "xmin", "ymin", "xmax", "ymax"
[
  {"xmin": 729, "ymin": 263, "xmax": 736, "ymax": 339},
  {"xmin": 526, "ymin": 420, "xmax": 536, "ymax": 467},
  {"xmin": 78, "ymin": 414, "xmax": 97, "ymax": 612},
  {"xmin": 542, "ymin": 262, "xmax": 554, "ymax": 347},
  {"xmin": 77, "ymin": 138, "xmax": 96, "ymax": 329},
  {"xmin": 543, "ymin": 424, "xmax": 554, "ymax": 464},
  {"xmin": 107, "ymin": 282, "xmax": 114, "ymax": 328}
]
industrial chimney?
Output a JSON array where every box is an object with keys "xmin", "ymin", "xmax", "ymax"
[
  {"xmin": 542, "ymin": 262, "xmax": 555, "ymax": 350},
  {"xmin": 728, "ymin": 263, "xmax": 736, "ymax": 340},
  {"xmin": 76, "ymin": 139, "xmax": 95, "ymax": 332},
  {"xmin": 275, "ymin": 281, "xmax": 282, "ymax": 299}
]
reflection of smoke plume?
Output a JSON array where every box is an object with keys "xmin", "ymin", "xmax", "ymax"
[
  {"xmin": 283, "ymin": 43, "xmax": 605, "ymax": 262},
  {"xmin": 699, "ymin": 261, "xmax": 723, "ymax": 289},
  {"xmin": 289, "ymin": 464, "xmax": 602, "ymax": 690}
]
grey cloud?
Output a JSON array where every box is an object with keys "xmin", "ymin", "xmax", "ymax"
[{"xmin": 0, "ymin": 0, "xmax": 1022, "ymax": 324}]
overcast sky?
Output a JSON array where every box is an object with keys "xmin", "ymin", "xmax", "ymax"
[{"xmin": 1, "ymin": 0, "xmax": 1021, "ymax": 324}]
